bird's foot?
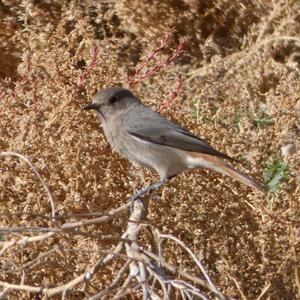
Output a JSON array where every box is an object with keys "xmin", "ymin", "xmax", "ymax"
[{"xmin": 129, "ymin": 178, "xmax": 170, "ymax": 210}]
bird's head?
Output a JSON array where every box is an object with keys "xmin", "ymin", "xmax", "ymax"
[{"xmin": 84, "ymin": 87, "xmax": 140, "ymax": 121}]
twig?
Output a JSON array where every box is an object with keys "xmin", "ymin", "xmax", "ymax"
[
  {"xmin": 123, "ymin": 199, "xmax": 149, "ymax": 299},
  {"xmin": 157, "ymin": 74, "xmax": 185, "ymax": 112},
  {"xmin": 86, "ymin": 241, "xmax": 124, "ymax": 279},
  {"xmin": 223, "ymin": 258, "xmax": 247, "ymax": 300},
  {"xmin": 0, "ymin": 281, "xmax": 43, "ymax": 293},
  {"xmin": 88, "ymin": 260, "xmax": 131, "ymax": 300},
  {"xmin": 256, "ymin": 283, "xmax": 271, "ymax": 300},
  {"xmin": 44, "ymin": 42, "xmax": 99, "ymax": 130},
  {"xmin": 0, "ymin": 152, "xmax": 56, "ymax": 221},
  {"xmin": 31, "ymin": 74, "xmax": 39, "ymax": 106},
  {"xmin": 146, "ymin": 266, "xmax": 170, "ymax": 299},
  {"xmin": 61, "ymin": 201, "xmax": 131, "ymax": 230},
  {"xmin": 138, "ymin": 260, "xmax": 149, "ymax": 300},
  {"xmin": 12, "ymin": 51, "xmax": 33, "ymax": 98},
  {"xmin": 112, "ymin": 282, "xmax": 143, "ymax": 300},
  {"xmin": 143, "ymin": 249, "xmax": 215, "ymax": 293},
  {"xmin": 112, "ymin": 271, "xmax": 136, "ymax": 299},
  {"xmin": 127, "ymin": 29, "xmax": 184, "ymax": 86},
  {"xmin": 76, "ymin": 42, "xmax": 99, "ymax": 89},
  {"xmin": 158, "ymin": 232, "xmax": 224, "ymax": 299},
  {"xmin": 126, "ymin": 29, "xmax": 174, "ymax": 85},
  {"xmin": 244, "ymin": 199, "xmax": 300, "ymax": 226},
  {"xmin": 0, "ymin": 287, "xmax": 9, "ymax": 299},
  {"xmin": 0, "ymin": 176, "xmax": 230, "ymax": 299},
  {"xmin": 3, "ymin": 244, "xmax": 61, "ymax": 274},
  {"xmin": 168, "ymin": 280, "xmax": 209, "ymax": 300},
  {"xmin": 0, "ymin": 232, "xmax": 55, "ymax": 256}
]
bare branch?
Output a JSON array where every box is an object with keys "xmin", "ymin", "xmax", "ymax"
[
  {"xmin": 0, "ymin": 232, "xmax": 55, "ymax": 256},
  {"xmin": 158, "ymin": 232, "xmax": 224, "ymax": 299},
  {"xmin": 0, "ymin": 152, "xmax": 56, "ymax": 221},
  {"xmin": 0, "ymin": 174, "xmax": 230, "ymax": 299},
  {"xmin": 88, "ymin": 260, "xmax": 131, "ymax": 300},
  {"xmin": 0, "ymin": 280, "xmax": 43, "ymax": 293},
  {"xmin": 61, "ymin": 201, "xmax": 131, "ymax": 230}
]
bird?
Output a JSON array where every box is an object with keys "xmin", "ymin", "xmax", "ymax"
[{"xmin": 84, "ymin": 87, "xmax": 267, "ymax": 192}]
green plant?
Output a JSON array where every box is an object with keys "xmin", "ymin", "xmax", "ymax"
[
  {"xmin": 191, "ymin": 98, "xmax": 201, "ymax": 122},
  {"xmin": 253, "ymin": 116, "xmax": 273, "ymax": 126},
  {"xmin": 264, "ymin": 159, "xmax": 289, "ymax": 194}
]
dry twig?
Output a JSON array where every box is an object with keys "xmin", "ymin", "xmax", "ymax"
[
  {"xmin": 0, "ymin": 152, "xmax": 56, "ymax": 221},
  {"xmin": 0, "ymin": 176, "xmax": 229, "ymax": 299}
]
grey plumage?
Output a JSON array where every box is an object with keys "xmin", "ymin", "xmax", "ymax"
[
  {"xmin": 124, "ymin": 104, "xmax": 232, "ymax": 160},
  {"xmin": 84, "ymin": 87, "xmax": 266, "ymax": 192}
]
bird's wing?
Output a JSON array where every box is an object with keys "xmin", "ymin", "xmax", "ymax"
[{"xmin": 125, "ymin": 105, "xmax": 232, "ymax": 160}]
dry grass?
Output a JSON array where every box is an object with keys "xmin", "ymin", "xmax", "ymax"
[{"xmin": 0, "ymin": 0, "xmax": 299, "ymax": 299}]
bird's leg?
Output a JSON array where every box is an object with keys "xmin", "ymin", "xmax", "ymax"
[{"xmin": 129, "ymin": 176, "xmax": 172, "ymax": 203}]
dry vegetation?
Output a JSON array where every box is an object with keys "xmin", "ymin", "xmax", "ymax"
[{"xmin": 0, "ymin": 0, "xmax": 299, "ymax": 299}]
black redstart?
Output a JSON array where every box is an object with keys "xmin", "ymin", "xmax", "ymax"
[{"xmin": 84, "ymin": 87, "xmax": 266, "ymax": 192}]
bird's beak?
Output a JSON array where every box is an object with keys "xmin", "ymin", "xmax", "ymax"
[{"xmin": 84, "ymin": 103, "xmax": 100, "ymax": 110}]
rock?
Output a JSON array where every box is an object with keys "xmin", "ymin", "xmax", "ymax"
[{"xmin": 281, "ymin": 143, "xmax": 296, "ymax": 157}]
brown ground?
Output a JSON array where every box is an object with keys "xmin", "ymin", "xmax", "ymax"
[{"xmin": 0, "ymin": 0, "xmax": 299, "ymax": 299}]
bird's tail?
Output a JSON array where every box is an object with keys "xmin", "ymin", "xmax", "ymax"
[{"xmin": 188, "ymin": 152, "xmax": 267, "ymax": 192}]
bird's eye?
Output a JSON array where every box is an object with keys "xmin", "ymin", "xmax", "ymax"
[{"xmin": 108, "ymin": 95, "xmax": 119, "ymax": 105}]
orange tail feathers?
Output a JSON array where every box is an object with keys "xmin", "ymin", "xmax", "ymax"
[{"xmin": 190, "ymin": 153, "xmax": 267, "ymax": 192}]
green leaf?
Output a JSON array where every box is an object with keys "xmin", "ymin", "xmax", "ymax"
[
  {"xmin": 233, "ymin": 109, "xmax": 243, "ymax": 126},
  {"xmin": 253, "ymin": 118, "xmax": 274, "ymax": 126},
  {"xmin": 264, "ymin": 160, "xmax": 289, "ymax": 194}
]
